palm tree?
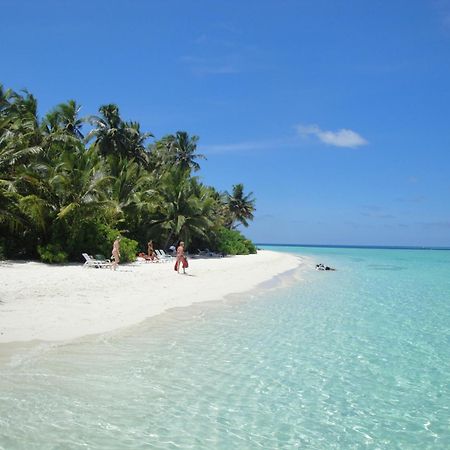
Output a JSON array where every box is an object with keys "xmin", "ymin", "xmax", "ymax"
[
  {"xmin": 223, "ymin": 183, "xmax": 256, "ymax": 229},
  {"xmin": 42, "ymin": 100, "xmax": 85, "ymax": 140},
  {"xmin": 0, "ymin": 84, "xmax": 14, "ymax": 119},
  {"xmin": 0, "ymin": 179, "xmax": 24, "ymax": 232},
  {"xmin": 0, "ymin": 89, "xmax": 44, "ymax": 171},
  {"xmin": 85, "ymin": 104, "xmax": 126, "ymax": 157},
  {"xmin": 123, "ymin": 120, "xmax": 153, "ymax": 166},
  {"xmin": 14, "ymin": 146, "xmax": 110, "ymax": 239},
  {"xmin": 148, "ymin": 169, "xmax": 217, "ymax": 247},
  {"xmin": 154, "ymin": 131, "xmax": 205, "ymax": 173},
  {"xmin": 0, "ymin": 84, "xmax": 258, "ymax": 260},
  {"xmin": 172, "ymin": 131, "xmax": 205, "ymax": 171},
  {"xmin": 105, "ymin": 156, "xmax": 155, "ymax": 229},
  {"xmin": 52, "ymin": 148, "xmax": 111, "ymax": 222},
  {"xmin": 86, "ymin": 104, "xmax": 152, "ymax": 166}
]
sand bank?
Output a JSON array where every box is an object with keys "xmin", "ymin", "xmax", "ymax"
[{"xmin": 0, "ymin": 250, "xmax": 304, "ymax": 344}]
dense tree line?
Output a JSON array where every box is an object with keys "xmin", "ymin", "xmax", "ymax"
[{"xmin": 0, "ymin": 84, "xmax": 256, "ymax": 262}]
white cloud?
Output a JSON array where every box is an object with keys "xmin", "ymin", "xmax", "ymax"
[
  {"xmin": 202, "ymin": 137, "xmax": 297, "ymax": 154},
  {"xmin": 204, "ymin": 124, "xmax": 368, "ymax": 154},
  {"xmin": 297, "ymin": 124, "xmax": 368, "ymax": 148},
  {"xmin": 204, "ymin": 141, "xmax": 271, "ymax": 153}
]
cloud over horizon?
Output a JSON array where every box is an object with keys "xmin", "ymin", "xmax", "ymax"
[{"xmin": 297, "ymin": 124, "xmax": 368, "ymax": 148}]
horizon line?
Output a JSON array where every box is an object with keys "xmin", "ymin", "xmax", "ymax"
[{"xmin": 256, "ymin": 243, "xmax": 450, "ymax": 251}]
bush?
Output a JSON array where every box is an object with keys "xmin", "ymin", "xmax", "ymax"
[
  {"xmin": 46, "ymin": 221, "xmax": 138, "ymax": 263},
  {"xmin": 243, "ymin": 238, "xmax": 257, "ymax": 254},
  {"xmin": 37, "ymin": 244, "xmax": 68, "ymax": 264},
  {"xmin": 215, "ymin": 227, "xmax": 257, "ymax": 255},
  {"xmin": 99, "ymin": 225, "xmax": 138, "ymax": 263}
]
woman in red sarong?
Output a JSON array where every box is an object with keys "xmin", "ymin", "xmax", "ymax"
[{"xmin": 174, "ymin": 241, "xmax": 188, "ymax": 274}]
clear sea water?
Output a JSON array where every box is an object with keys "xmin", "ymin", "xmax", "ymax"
[{"xmin": 0, "ymin": 246, "xmax": 449, "ymax": 449}]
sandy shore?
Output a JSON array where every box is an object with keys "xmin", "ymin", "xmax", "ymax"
[{"xmin": 0, "ymin": 250, "xmax": 304, "ymax": 344}]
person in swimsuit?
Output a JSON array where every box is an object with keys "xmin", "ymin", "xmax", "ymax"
[
  {"xmin": 147, "ymin": 240, "xmax": 158, "ymax": 261},
  {"xmin": 111, "ymin": 236, "xmax": 121, "ymax": 270},
  {"xmin": 175, "ymin": 241, "xmax": 187, "ymax": 274}
]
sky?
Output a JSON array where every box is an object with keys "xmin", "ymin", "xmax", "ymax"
[{"xmin": 1, "ymin": 0, "xmax": 449, "ymax": 247}]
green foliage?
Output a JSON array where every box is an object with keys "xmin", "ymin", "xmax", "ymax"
[
  {"xmin": 37, "ymin": 244, "xmax": 68, "ymax": 264},
  {"xmin": 147, "ymin": 169, "xmax": 219, "ymax": 248},
  {"xmin": 215, "ymin": 227, "xmax": 257, "ymax": 255},
  {"xmin": 0, "ymin": 83, "xmax": 256, "ymax": 262},
  {"xmin": 223, "ymin": 183, "xmax": 256, "ymax": 230},
  {"xmin": 53, "ymin": 221, "xmax": 138, "ymax": 263},
  {"xmin": 58, "ymin": 220, "xmax": 108, "ymax": 261},
  {"xmin": 99, "ymin": 225, "xmax": 138, "ymax": 263}
]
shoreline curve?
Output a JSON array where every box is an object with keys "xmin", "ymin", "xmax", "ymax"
[{"xmin": 0, "ymin": 250, "xmax": 309, "ymax": 345}]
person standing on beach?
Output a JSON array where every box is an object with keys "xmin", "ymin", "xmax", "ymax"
[
  {"xmin": 174, "ymin": 241, "xmax": 187, "ymax": 274},
  {"xmin": 111, "ymin": 236, "xmax": 121, "ymax": 270}
]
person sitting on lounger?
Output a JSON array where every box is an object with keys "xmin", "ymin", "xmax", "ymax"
[
  {"xmin": 138, "ymin": 252, "xmax": 153, "ymax": 261},
  {"xmin": 147, "ymin": 240, "xmax": 158, "ymax": 261}
]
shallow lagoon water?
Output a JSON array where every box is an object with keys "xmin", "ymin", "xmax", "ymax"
[{"xmin": 0, "ymin": 246, "xmax": 449, "ymax": 449}]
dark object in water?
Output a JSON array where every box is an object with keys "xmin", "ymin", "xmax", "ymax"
[{"xmin": 316, "ymin": 263, "xmax": 336, "ymax": 271}]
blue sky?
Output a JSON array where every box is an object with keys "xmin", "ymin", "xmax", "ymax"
[{"xmin": 1, "ymin": 0, "xmax": 449, "ymax": 246}]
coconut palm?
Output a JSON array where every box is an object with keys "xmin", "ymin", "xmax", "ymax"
[
  {"xmin": 148, "ymin": 169, "xmax": 217, "ymax": 247},
  {"xmin": 155, "ymin": 131, "xmax": 205, "ymax": 173},
  {"xmin": 0, "ymin": 83, "xmax": 257, "ymax": 260},
  {"xmin": 86, "ymin": 104, "xmax": 152, "ymax": 166},
  {"xmin": 0, "ymin": 180, "xmax": 24, "ymax": 232},
  {"xmin": 0, "ymin": 84, "xmax": 14, "ymax": 120},
  {"xmin": 223, "ymin": 183, "xmax": 256, "ymax": 229},
  {"xmin": 0, "ymin": 90, "xmax": 44, "ymax": 171},
  {"xmin": 105, "ymin": 156, "xmax": 156, "ymax": 230},
  {"xmin": 13, "ymin": 145, "xmax": 109, "ymax": 238},
  {"xmin": 42, "ymin": 100, "xmax": 85, "ymax": 140}
]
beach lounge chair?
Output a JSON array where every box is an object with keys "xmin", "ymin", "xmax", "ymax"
[
  {"xmin": 82, "ymin": 253, "xmax": 111, "ymax": 269},
  {"xmin": 155, "ymin": 249, "xmax": 172, "ymax": 262},
  {"xmin": 160, "ymin": 249, "xmax": 174, "ymax": 259}
]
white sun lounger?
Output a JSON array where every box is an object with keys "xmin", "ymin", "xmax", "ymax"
[
  {"xmin": 155, "ymin": 249, "xmax": 173, "ymax": 262},
  {"xmin": 82, "ymin": 253, "xmax": 111, "ymax": 269}
]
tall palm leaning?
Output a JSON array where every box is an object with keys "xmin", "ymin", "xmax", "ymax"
[{"xmin": 223, "ymin": 183, "xmax": 256, "ymax": 229}]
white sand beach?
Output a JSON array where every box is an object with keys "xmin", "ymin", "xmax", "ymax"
[{"xmin": 0, "ymin": 250, "xmax": 303, "ymax": 344}]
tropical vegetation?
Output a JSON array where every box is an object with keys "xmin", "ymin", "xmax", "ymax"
[{"xmin": 0, "ymin": 84, "xmax": 256, "ymax": 262}]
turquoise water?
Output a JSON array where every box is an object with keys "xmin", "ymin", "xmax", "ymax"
[{"xmin": 1, "ymin": 246, "xmax": 449, "ymax": 449}]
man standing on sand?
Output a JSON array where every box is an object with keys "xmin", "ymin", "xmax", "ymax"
[{"xmin": 111, "ymin": 236, "xmax": 121, "ymax": 270}]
